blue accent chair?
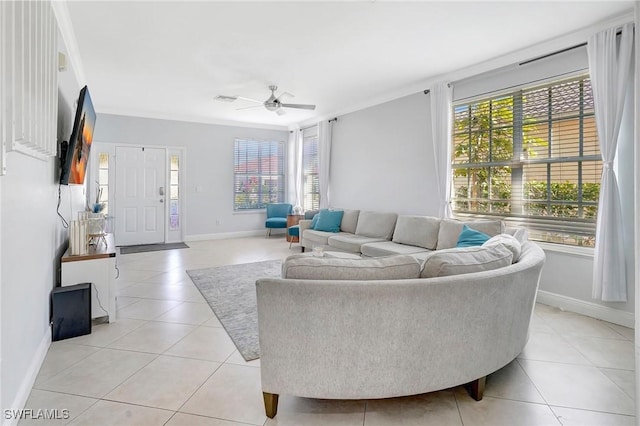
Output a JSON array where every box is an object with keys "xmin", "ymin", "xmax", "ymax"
[
  {"xmin": 287, "ymin": 210, "xmax": 319, "ymax": 248},
  {"xmin": 265, "ymin": 203, "xmax": 292, "ymax": 237}
]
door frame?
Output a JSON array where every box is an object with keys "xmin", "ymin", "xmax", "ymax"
[{"xmin": 89, "ymin": 142, "xmax": 186, "ymax": 245}]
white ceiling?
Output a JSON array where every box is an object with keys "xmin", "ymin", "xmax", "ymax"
[{"xmin": 63, "ymin": 1, "xmax": 633, "ymax": 130}]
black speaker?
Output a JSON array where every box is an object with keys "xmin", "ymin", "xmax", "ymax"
[{"xmin": 51, "ymin": 283, "xmax": 91, "ymax": 341}]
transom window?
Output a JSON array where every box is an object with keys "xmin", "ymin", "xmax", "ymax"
[
  {"xmin": 233, "ymin": 139, "xmax": 286, "ymax": 211},
  {"xmin": 452, "ymin": 75, "xmax": 601, "ymax": 246}
]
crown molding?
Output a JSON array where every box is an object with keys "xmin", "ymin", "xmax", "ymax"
[
  {"xmin": 96, "ymin": 106, "xmax": 289, "ymax": 132},
  {"xmin": 51, "ymin": 1, "xmax": 86, "ymax": 87},
  {"xmin": 298, "ymin": 8, "xmax": 635, "ymax": 128}
]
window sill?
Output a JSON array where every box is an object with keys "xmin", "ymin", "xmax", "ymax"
[
  {"xmin": 233, "ymin": 209, "xmax": 265, "ymax": 215},
  {"xmin": 535, "ymin": 241, "xmax": 594, "ymax": 258}
]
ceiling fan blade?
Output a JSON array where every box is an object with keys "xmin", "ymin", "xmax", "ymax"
[
  {"xmin": 281, "ymin": 103, "xmax": 316, "ymax": 110},
  {"xmin": 214, "ymin": 95, "xmax": 238, "ymax": 102},
  {"xmin": 276, "ymin": 108, "xmax": 286, "ymax": 116},
  {"xmin": 236, "ymin": 96, "xmax": 264, "ymax": 104},
  {"xmin": 236, "ymin": 104, "xmax": 264, "ymax": 111},
  {"xmin": 275, "ymin": 92, "xmax": 294, "ymax": 102}
]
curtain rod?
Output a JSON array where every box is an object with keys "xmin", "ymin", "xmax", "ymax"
[
  {"xmin": 519, "ymin": 43, "xmax": 585, "ymax": 66},
  {"xmin": 328, "ymin": 117, "xmax": 338, "ymax": 123},
  {"xmin": 519, "ymin": 28, "xmax": 625, "ymax": 66}
]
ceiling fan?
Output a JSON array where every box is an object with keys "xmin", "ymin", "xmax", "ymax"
[{"xmin": 215, "ymin": 85, "xmax": 316, "ymax": 115}]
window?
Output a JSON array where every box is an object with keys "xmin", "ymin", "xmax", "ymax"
[
  {"xmin": 169, "ymin": 155, "xmax": 180, "ymax": 230},
  {"xmin": 452, "ymin": 75, "xmax": 601, "ymax": 246},
  {"xmin": 234, "ymin": 139, "xmax": 285, "ymax": 210},
  {"xmin": 97, "ymin": 152, "xmax": 109, "ymax": 214},
  {"xmin": 302, "ymin": 130, "xmax": 319, "ymax": 210}
]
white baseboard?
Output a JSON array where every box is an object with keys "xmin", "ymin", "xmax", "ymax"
[
  {"xmin": 3, "ymin": 329, "xmax": 51, "ymax": 426},
  {"xmin": 537, "ymin": 290, "xmax": 635, "ymax": 328},
  {"xmin": 184, "ymin": 230, "xmax": 267, "ymax": 242}
]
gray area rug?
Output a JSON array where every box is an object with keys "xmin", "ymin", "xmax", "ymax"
[
  {"xmin": 119, "ymin": 242, "xmax": 189, "ymax": 254},
  {"xmin": 186, "ymin": 260, "xmax": 282, "ymax": 361}
]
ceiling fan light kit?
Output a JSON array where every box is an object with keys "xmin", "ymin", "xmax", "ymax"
[{"xmin": 215, "ymin": 85, "xmax": 316, "ymax": 114}]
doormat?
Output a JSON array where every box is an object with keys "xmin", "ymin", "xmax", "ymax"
[{"xmin": 119, "ymin": 242, "xmax": 189, "ymax": 254}]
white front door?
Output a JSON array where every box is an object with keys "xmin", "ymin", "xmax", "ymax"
[{"xmin": 115, "ymin": 146, "xmax": 166, "ymax": 246}]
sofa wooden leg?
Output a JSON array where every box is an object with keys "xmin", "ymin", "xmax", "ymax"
[
  {"xmin": 263, "ymin": 392, "xmax": 279, "ymax": 418},
  {"xmin": 467, "ymin": 376, "xmax": 486, "ymax": 401}
]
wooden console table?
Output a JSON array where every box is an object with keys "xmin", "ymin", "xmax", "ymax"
[
  {"xmin": 286, "ymin": 214, "xmax": 304, "ymax": 243},
  {"xmin": 61, "ymin": 234, "xmax": 117, "ymax": 322}
]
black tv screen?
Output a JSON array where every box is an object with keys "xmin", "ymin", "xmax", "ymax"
[{"xmin": 60, "ymin": 86, "xmax": 96, "ymax": 185}]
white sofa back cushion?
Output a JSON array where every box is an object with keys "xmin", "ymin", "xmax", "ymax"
[
  {"xmin": 420, "ymin": 244, "xmax": 513, "ymax": 278},
  {"xmin": 282, "ymin": 254, "xmax": 421, "ymax": 280},
  {"xmin": 355, "ymin": 211, "xmax": 398, "ymax": 239},
  {"xmin": 436, "ymin": 219, "xmax": 504, "ymax": 250},
  {"xmin": 340, "ymin": 209, "xmax": 360, "ymax": 234},
  {"xmin": 483, "ymin": 234, "xmax": 522, "ymax": 263},
  {"xmin": 505, "ymin": 226, "xmax": 529, "ymax": 244},
  {"xmin": 392, "ymin": 215, "xmax": 441, "ymax": 250}
]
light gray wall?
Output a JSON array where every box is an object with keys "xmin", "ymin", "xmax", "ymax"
[
  {"xmin": 1, "ymin": 28, "xmax": 85, "ymax": 410},
  {"xmin": 330, "ymin": 92, "xmax": 438, "ymax": 215},
  {"xmin": 93, "ymin": 114, "xmax": 289, "ymax": 238}
]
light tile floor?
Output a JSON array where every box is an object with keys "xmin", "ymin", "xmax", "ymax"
[{"xmin": 22, "ymin": 236, "xmax": 636, "ymax": 425}]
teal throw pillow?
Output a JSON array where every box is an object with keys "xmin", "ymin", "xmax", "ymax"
[
  {"xmin": 314, "ymin": 210, "xmax": 344, "ymax": 233},
  {"xmin": 310, "ymin": 209, "xmax": 326, "ymax": 229},
  {"xmin": 457, "ymin": 224, "xmax": 491, "ymax": 247}
]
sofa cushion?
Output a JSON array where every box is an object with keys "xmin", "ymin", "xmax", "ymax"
[
  {"xmin": 282, "ymin": 254, "xmax": 421, "ymax": 280},
  {"xmin": 420, "ymin": 244, "xmax": 513, "ymax": 278},
  {"xmin": 328, "ymin": 234, "xmax": 387, "ymax": 253},
  {"xmin": 361, "ymin": 241, "xmax": 431, "ymax": 257},
  {"xmin": 483, "ymin": 234, "xmax": 522, "ymax": 263},
  {"xmin": 303, "ymin": 229, "xmax": 348, "ymax": 247},
  {"xmin": 392, "ymin": 215, "xmax": 440, "ymax": 250},
  {"xmin": 436, "ymin": 219, "xmax": 504, "ymax": 250},
  {"xmin": 314, "ymin": 209, "xmax": 344, "ymax": 232},
  {"xmin": 456, "ymin": 225, "xmax": 491, "ymax": 247},
  {"xmin": 355, "ymin": 211, "xmax": 398, "ymax": 239},
  {"xmin": 340, "ymin": 209, "xmax": 360, "ymax": 233},
  {"xmin": 505, "ymin": 226, "xmax": 529, "ymax": 244},
  {"xmin": 310, "ymin": 212, "xmax": 321, "ymax": 229}
]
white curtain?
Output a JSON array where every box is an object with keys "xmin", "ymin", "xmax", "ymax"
[
  {"xmin": 287, "ymin": 127, "xmax": 303, "ymax": 208},
  {"xmin": 430, "ymin": 82, "xmax": 453, "ymax": 218},
  {"xmin": 318, "ymin": 120, "xmax": 333, "ymax": 209},
  {"xmin": 588, "ymin": 23, "xmax": 633, "ymax": 302}
]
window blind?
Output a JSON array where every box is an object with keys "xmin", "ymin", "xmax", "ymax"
[
  {"xmin": 452, "ymin": 75, "xmax": 601, "ymax": 247},
  {"xmin": 233, "ymin": 139, "xmax": 286, "ymax": 210},
  {"xmin": 302, "ymin": 131, "xmax": 319, "ymax": 210}
]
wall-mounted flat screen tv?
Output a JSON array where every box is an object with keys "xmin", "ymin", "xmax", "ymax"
[{"xmin": 60, "ymin": 86, "xmax": 96, "ymax": 185}]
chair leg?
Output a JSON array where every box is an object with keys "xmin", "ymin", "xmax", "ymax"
[
  {"xmin": 263, "ymin": 392, "xmax": 279, "ymax": 418},
  {"xmin": 467, "ymin": 376, "xmax": 486, "ymax": 401}
]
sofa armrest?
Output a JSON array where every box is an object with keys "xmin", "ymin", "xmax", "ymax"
[{"xmin": 299, "ymin": 220, "xmax": 312, "ymax": 233}]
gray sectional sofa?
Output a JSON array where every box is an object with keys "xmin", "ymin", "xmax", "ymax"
[
  {"xmin": 254, "ymin": 208, "xmax": 545, "ymax": 418},
  {"xmin": 300, "ymin": 209, "xmax": 508, "ymax": 258},
  {"xmin": 256, "ymin": 240, "xmax": 546, "ymax": 418}
]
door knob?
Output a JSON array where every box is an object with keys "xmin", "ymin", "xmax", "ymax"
[{"xmin": 160, "ymin": 199, "xmax": 164, "ymax": 203}]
